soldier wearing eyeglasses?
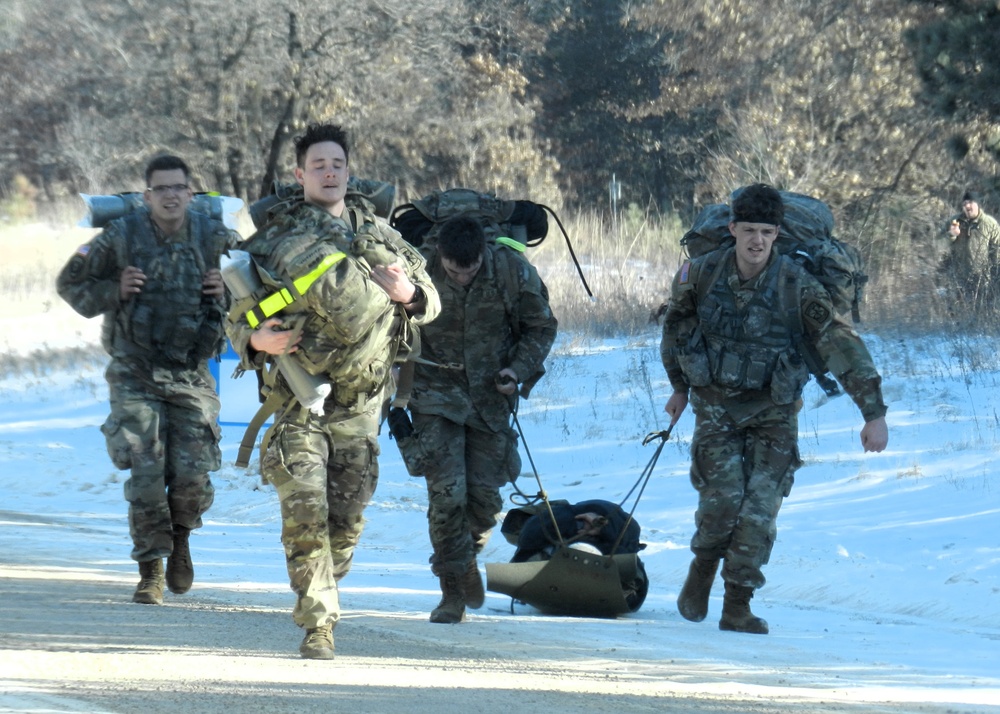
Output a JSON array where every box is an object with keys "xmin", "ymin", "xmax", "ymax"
[{"xmin": 57, "ymin": 154, "xmax": 240, "ymax": 607}]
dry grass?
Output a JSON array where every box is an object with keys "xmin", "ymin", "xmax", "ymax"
[
  {"xmin": 0, "ymin": 222, "xmax": 99, "ymax": 310},
  {"xmin": 529, "ymin": 207, "xmax": 686, "ymax": 338},
  {"xmin": 3, "ymin": 197, "xmax": 994, "ymax": 353}
]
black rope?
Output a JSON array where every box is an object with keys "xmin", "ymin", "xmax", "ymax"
[
  {"xmin": 504, "ymin": 386, "xmax": 568, "ymax": 548},
  {"xmin": 607, "ymin": 426, "xmax": 674, "ymax": 556},
  {"xmin": 539, "ymin": 204, "xmax": 593, "ymax": 298}
]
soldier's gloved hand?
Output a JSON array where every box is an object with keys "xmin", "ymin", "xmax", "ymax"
[
  {"xmin": 388, "ymin": 407, "xmax": 413, "ymax": 440},
  {"xmin": 495, "ymin": 368, "xmax": 519, "ymax": 395}
]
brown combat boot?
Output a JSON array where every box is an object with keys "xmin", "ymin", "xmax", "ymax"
[
  {"xmin": 719, "ymin": 582, "xmax": 769, "ymax": 634},
  {"xmin": 461, "ymin": 557, "xmax": 485, "ymax": 609},
  {"xmin": 299, "ymin": 622, "xmax": 335, "ymax": 660},
  {"xmin": 677, "ymin": 557, "xmax": 719, "ymax": 622},
  {"xmin": 133, "ymin": 558, "xmax": 165, "ymax": 605},
  {"xmin": 166, "ymin": 525, "xmax": 193, "ymax": 595},
  {"xmin": 430, "ymin": 573, "xmax": 466, "ymax": 623}
]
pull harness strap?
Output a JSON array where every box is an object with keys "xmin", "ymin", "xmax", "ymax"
[
  {"xmin": 236, "ymin": 320, "xmax": 309, "ymax": 469},
  {"xmin": 236, "ymin": 384, "xmax": 292, "ymax": 468},
  {"xmin": 244, "ymin": 251, "xmax": 347, "ymax": 328}
]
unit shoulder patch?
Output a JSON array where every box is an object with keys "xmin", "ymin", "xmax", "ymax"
[{"xmin": 803, "ymin": 299, "xmax": 831, "ymax": 326}]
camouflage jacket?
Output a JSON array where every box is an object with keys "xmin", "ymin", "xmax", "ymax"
[
  {"xmin": 227, "ymin": 199, "xmax": 440, "ymax": 409},
  {"xmin": 56, "ymin": 209, "xmax": 238, "ymax": 368},
  {"xmin": 408, "ymin": 243, "xmax": 557, "ymax": 432},
  {"xmin": 660, "ymin": 247, "xmax": 886, "ymax": 423},
  {"xmin": 947, "ymin": 210, "xmax": 1000, "ymax": 288}
]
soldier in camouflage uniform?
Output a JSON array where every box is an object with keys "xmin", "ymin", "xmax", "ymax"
[
  {"xmin": 56, "ymin": 155, "xmax": 239, "ymax": 607},
  {"xmin": 395, "ymin": 215, "xmax": 557, "ymax": 623},
  {"xmin": 660, "ymin": 183, "xmax": 888, "ymax": 634},
  {"xmin": 940, "ymin": 190, "xmax": 1000, "ymax": 313},
  {"xmin": 226, "ymin": 124, "xmax": 440, "ymax": 659}
]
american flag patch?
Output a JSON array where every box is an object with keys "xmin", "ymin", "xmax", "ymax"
[
  {"xmin": 678, "ymin": 261, "xmax": 692, "ymax": 284},
  {"xmin": 76, "ymin": 245, "xmax": 90, "ymax": 256}
]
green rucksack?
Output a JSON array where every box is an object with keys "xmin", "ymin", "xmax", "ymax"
[
  {"xmin": 249, "ymin": 177, "xmax": 396, "ymax": 230},
  {"xmin": 390, "ymin": 188, "xmax": 548, "ymax": 251},
  {"xmin": 682, "ymin": 188, "xmax": 868, "ymax": 323},
  {"xmin": 680, "ymin": 188, "xmax": 868, "ymax": 397},
  {"xmin": 390, "ymin": 187, "xmax": 592, "ymax": 296}
]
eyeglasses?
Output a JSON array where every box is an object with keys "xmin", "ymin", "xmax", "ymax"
[{"xmin": 147, "ymin": 184, "xmax": 190, "ymax": 195}]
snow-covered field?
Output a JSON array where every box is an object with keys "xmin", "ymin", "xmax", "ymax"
[{"xmin": 1, "ymin": 296, "xmax": 998, "ymax": 711}]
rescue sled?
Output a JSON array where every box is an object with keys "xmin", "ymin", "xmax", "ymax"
[
  {"xmin": 486, "ymin": 544, "xmax": 644, "ymax": 618},
  {"xmin": 485, "ymin": 429, "xmax": 671, "ymax": 618}
]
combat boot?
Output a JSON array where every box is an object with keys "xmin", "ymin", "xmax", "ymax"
[
  {"xmin": 719, "ymin": 582, "xmax": 769, "ymax": 634},
  {"xmin": 430, "ymin": 573, "xmax": 466, "ymax": 623},
  {"xmin": 677, "ymin": 557, "xmax": 719, "ymax": 622},
  {"xmin": 133, "ymin": 558, "xmax": 165, "ymax": 605},
  {"xmin": 299, "ymin": 622, "xmax": 335, "ymax": 660},
  {"xmin": 461, "ymin": 557, "xmax": 485, "ymax": 609},
  {"xmin": 165, "ymin": 525, "xmax": 193, "ymax": 595}
]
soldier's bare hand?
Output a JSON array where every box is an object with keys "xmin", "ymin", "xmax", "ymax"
[
  {"xmin": 119, "ymin": 266, "xmax": 146, "ymax": 301},
  {"xmin": 496, "ymin": 368, "xmax": 518, "ymax": 395},
  {"xmin": 249, "ymin": 317, "xmax": 301, "ymax": 355},
  {"xmin": 371, "ymin": 264, "xmax": 416, "ymax": 304},
  {"xmin": 664, "ymin": 390, "xmax": 689, "ymax": 425},
  {"xmin": 860, "ymin": 416, "xmax": 888, "ymax": 453},
  {"xmin": 202, "ymin": 268, "xmax": 225, "ymax": 298}
]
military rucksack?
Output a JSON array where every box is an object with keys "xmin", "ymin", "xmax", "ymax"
[
  {"xmin": 389, "ymin": 188, "xmax": 549, "ymax": 250},
  {"xmin": 680, "ymin": 188, "xmax": 868, "ymax": 397},
  {"xmin": 80, "ymin": 191, "xmax": 243, "ymax": 230},
  {"xmin": 682, "ymin": 188, "xmax": 868, "ymax": 323},
  {"xmin": 390, "ymin": 187, "xmax": 593, "ymax": 297},
  {"xmin": 248, "ymin": 176, "xmax": 396, "ymax": 230}
]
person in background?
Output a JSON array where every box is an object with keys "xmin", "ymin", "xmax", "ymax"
[{"xmin": 940, "ymin": 190, "xmax": 1000, "ymax": 313}]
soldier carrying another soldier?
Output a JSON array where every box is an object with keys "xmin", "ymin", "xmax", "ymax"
[
  {"xmin": 226, "ymin": 123, "xmax": 439, "ymax": 659},
  {"xmin": 660, "ymin": 183, "xmax": 888, "ymax": 634}
]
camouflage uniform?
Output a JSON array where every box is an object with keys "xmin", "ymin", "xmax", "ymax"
[
  {"xmin": 227, "ymin": 199, "xmax": 439, "ymax": 631},
  {"xmin": 942, "ymin": 210, "xmax": 1000, "ymax": 311},
  {"xmin": 408, "ymin": 244, "xmax": 557, "ymax": 577},
  {"xmin": 660, "ymin": 247, "xmax": 886, "ymax": 589},
  {"xmin": 56, "ymin": 209, "xmax": 237, "ymax": 562}
]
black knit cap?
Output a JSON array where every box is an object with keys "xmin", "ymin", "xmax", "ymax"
[
  {"xmin": 731, "ymin": 183, "xmax": 784, "ymax": 226},
  {"xmin": 962, "ymin": 190, "xmax": 981, "ymax": 203}
]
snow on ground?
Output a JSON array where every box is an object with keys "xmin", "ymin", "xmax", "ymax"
[{"xmin": 1, "ymin": 311, "xmax": 999, "ymax": 711}]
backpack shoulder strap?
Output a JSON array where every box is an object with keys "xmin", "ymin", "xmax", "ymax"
[
  {"xmin": 491, "ymin": 244, "xmax": 523, "ymax": 343},
  {"xmin": 778, "ymin": 257, "xmax": 841, "ymax": 397},
  {"xmin": 692, "ymin": 248, "xmax": 729, "ymax": 306}
]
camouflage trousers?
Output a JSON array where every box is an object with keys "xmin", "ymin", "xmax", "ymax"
[
  {"xmin": 101, "ymin": 358, "xmax": 220, "ymax": 562},
  {"xmin": 412, "ymin": 411, "xmax": 521, "ymax": 577},
  {"xmin": 261, "ymin": 398, "xmax": 381, "ymax": 630},
  {"xmin": 687, "ymin": 395, "xmax": 802, "ymax": 590}
]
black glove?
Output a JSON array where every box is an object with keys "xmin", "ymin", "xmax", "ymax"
[{"xmin": 388, "ymin": 407, "xmax": 414, "ymax": 440}]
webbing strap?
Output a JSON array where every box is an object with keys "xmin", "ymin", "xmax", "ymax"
[
  {"xmin": 391, "ymin": 360, "xmax": 415, "ymax": 409},
  {"xmin": 245, "ymin": 251, "xmax": 347, "ymax": 328},
  {"xmin": 236, "ymin": 387, "xmax": 291, "ymax": 468},
  {"xmin": 495, "ymin": 236, "xmax": 526, "ymax": 253}
]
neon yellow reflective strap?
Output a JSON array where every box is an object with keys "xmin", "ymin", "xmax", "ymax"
[
  {"xmin": 495, "ymin": 236, "xmax": 526, "ymax": 252},
  {"xmin": 293, "ymin": 251, "xmax": 348, "ymax": 294},
  {"xmin": 245, "ymin": 251, "xmax": 347, "ymax": 327}
]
